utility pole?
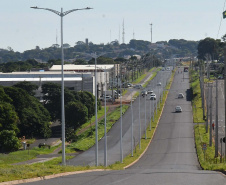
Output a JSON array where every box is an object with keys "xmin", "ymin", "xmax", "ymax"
[
  {"xmin": 209, "ymin": 84, "xmax": 212, "ymax": 147},
  {"xmin": 215, "ymin": 78, "xmax": 219, "ymax": 157},
  {"xmin": 117, "ymin": 64, "xmax": 119, "ymax": 99},
  {"xmin": 206, "ymin": 83, "xmax": 209, "ymax": 133},
  {"xmin": 224, "ymin": 48, "xmax": 226, "ymax": 161}
]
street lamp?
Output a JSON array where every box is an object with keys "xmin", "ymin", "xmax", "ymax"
[{"xmin": 31, "ymin": 6, "xmax": 92, "ymax": 166}]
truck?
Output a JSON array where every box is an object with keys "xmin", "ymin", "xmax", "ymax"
[{"xmin": 184, "ymin": 67, "xmax": 189, "ymax": 72}]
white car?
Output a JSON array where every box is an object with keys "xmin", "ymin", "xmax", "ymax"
[
  {"xmin": 150, "ymin": 94, "xmax": 156, "ymax": 100},
  {"xmin": 178, "ymin": 93, "xmax": 184, "ymax": 98},
  {"xmin": 147, "ymin": 90, "xmax": 154, "ymax": 94},
  {"xmin": 100, "ymin": 95, "xmax": 113, "ymax": 102},
  {"xmin": 175, "ymin": 106, "xmax": 182, "ymax": 112},
  {"xmin": 157, "ymin": 82, "xmax": 162, "ymax": 86}
]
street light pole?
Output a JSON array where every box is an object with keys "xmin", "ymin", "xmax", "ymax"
[
  {"xmin": 31, "ymin": 6, "xmax": 92, "ymax": 166},
  {"xmin": 94, "ymin": 53, "xmax": 98, "ymax": 166}
]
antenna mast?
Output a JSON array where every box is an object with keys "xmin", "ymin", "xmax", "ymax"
[
  {"xmin": 122, "ymin": 19, "xmax": 125, "ymax": 44},
  {"xmin": 150, "ymin": 23, "xmax": 153, "ymax": 43}
]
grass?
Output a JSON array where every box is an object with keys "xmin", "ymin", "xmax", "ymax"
[
  {"xmin": 0, "ymin": 145, "xmax": 60, "ymax": 165},
  {"xmin": 67, "ymin": 105, "xmax": 129, "ymax": 151},
  {"xmin": 75, "ymin": 106, "xmax": 109, "ymax": 135},
  {"xmin": 190, "ymin": 70, "xmax": 205, "ymax": 123},
  {"xmin": 143, "ymin": 68, "xmax": 161, "ymax": 88},
  {"xmin": 194, "ymin": 124, "xmax": 226, "ymax": 171}
]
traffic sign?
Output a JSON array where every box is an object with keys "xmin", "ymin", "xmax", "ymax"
[{"xmin": 202, "ymin": 143, "xmax": 207, "ymax": 150}]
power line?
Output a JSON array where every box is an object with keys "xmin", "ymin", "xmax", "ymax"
[{"xmin": 216, "ymin": 0, "xmax": 226, "ymax": 39}]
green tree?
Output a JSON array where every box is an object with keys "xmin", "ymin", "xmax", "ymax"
[
  {"xmin": 42, "ymin": 83, "xmax": 75, "ymax": 121},
  {"xmin": 197, "ymin": 37, "xmax": 221, "ymax": 61},
  {"xmin": 0, "ymin": 130, "xmax": 21, "ymax": 152},
  {"xmin": 3, "ymin": 86, "xmax": 51, "ymax": 138},
  {"xmin": 13, "ymin": 81, "xmax": 38, "ymax": 96},
  {"xmin": 0, "ymin": 103, "xmax": 19, "ymax": 134},
  {"xmin": 65, "ymin": 101, "xmax": 88, "ymax": 131}
]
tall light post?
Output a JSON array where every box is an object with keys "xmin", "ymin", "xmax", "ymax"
[{"xmin": 31, "ymin": 6, "xmax": 92, "ymax": 166}]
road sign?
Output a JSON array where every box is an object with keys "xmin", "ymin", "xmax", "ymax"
[{"xmin": 202, "ymin": 143, "xmax": 207, "ymax": 150}]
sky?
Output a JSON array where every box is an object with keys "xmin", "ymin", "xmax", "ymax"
[{"xmin": 1, "ymin": 0, "xmax": 226, "ymax": 52}]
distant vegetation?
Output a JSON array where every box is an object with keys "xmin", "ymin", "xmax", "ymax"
[{"xmin": 0, "ymin": 39, "xmax": 199, "ymax": 63}]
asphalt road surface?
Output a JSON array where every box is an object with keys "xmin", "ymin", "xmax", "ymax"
[
  {"xmin": 21, "ymin": 69, "xmax": 225, "ymax": 185},
  {"xmin": 66, "ymin": 69, "xmax": 172, "ymax": 166}
]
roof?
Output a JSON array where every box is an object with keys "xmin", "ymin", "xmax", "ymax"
[{"xmin": 49, "ymin": 64, "xmax": 114, "ymax": 71}]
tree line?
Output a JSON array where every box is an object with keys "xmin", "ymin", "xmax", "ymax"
[
  {"xmin": 0, "ymin": 81, "xmax": 99, "ymax": 152},
  {"xmin": 0, "ymin": 39, "xmax": 199, "ymax": 63}
]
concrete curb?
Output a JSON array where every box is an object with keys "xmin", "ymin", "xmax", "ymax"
[{"xmin": 0, "ymin": 169, "xmax": 109, "ymax": 185}]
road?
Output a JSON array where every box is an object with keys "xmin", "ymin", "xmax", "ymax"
[
  {"xmin": 66, "ymin": 69, "xmax": 172, "ymax": 166},
  {"xmin": 21, "ymin": 68, "xmax": 225, "ymax": 185}
]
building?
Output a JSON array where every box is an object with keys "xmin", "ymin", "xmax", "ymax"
[
  {"xmin": 0, "ymin": 71, "xmax": 93, "ymax": 100},
  {"xmin": 49, "ymin": 64, "xmax": 119, "ymax": 96}
]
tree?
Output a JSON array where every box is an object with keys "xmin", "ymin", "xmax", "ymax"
[
  {"xmin": 0, "ymin": 102, "xmax": 19, "ymax": 134},
  {"xmin": 197, "ymin": 38, "xmax": 221, "ymax": 61},
  {"xmin": 65, "ymin": 101, "xmax": 88, "ymax": 131},
  {"xmin": 0, "ymin": 130, "xmax": 21, "ymax": 152},
  {"xmin": 75, "ymin": 91, "xmax": 95, "ymax": 118},
  {"xmin": 3, "ymin": 86, "xmax": 51, "ymax": 138},
  {"xmin": 13, "ymin": 81, "xmax": 38, "ymax": 96},
  {"xmin": 42, "ymin": 83, "xmax": 75, "ymax": 121}
]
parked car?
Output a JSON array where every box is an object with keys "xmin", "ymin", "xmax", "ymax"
[
  {"xmin": 150, "ymin": 94, "xmax": 156, "ymax": 100},
  {"xmin": 147, "ymin": 90, "xmax": 154, "ymax": 94},
  {"xmin": 175, "ymin": 106, "xmax": 182, "ymax": 112},
  {"xmin": 178, "ymin": 93, "xmax": 184, "ymax": 98},
  {"xmin": 100, "ymin": 95, "xmax": 113, "ymax": 102}
]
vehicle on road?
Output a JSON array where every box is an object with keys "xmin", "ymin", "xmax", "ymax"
[
  {"xmin": 134, "ymin": 84, "xmax": 142, "ymax": 89},
  {"xmin": 184, "ymin": 67, "xmax": 189, "ymax": 72},
  {"xmin": 178, "ymin": 93, "xmax": 184, "ymax": 98},
  {"xmin": 157, "ymin": 82, "xmax": 162, "ymax": 86},
  {"xmin": 150, "ymin": 93, "xmax": 156, "ymax": 100},
  {"xmin": 141, "ymin": 90, "xmax": 147, "ymax": 96},
  {"xmin": 175, "ymin": 106, "xmax": 182, "ymax": 112},
  {"xmin": 147, "ymin": 90, "xmax": 154, "ymax": 94},
  {"xmin": 127, "ymin": 83, "xmax": 133, "ymax": 87}
]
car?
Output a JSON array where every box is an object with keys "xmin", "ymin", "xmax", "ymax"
[
  {"xmin": 147, "ymin": 90, "xmax": 154, "ymax": 94},
  {"xmin": 157, "ymin": 82, "xmax": 162, "ymax": 86},
  {"xmin": 150, "ymin": 94, "xmax": 156, "ymax": 100},
  {"xmin": 218, "ymin": 76, "xmax": 223, "ymax": 79},
  {"xmin": 141, "ymin": 90, "xmax": 147, "ymax": 96},
  {"xmin": 127, "ymin": 83, "xmax": 133, "ymax": 87},
  {"xmin": 134, "ymin": 84, "xmax": 142, "ymax": 89},
  {"xmin": 100, "ymin": 95, "xmax": 113, "ymax": 102},
  {"xmin": 178, "ymin": 93, "xmax": 184, "ymax": 98},
  {"xmin": 175, "ymin": 106, "xmax": 182, "ymax": 112}
]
